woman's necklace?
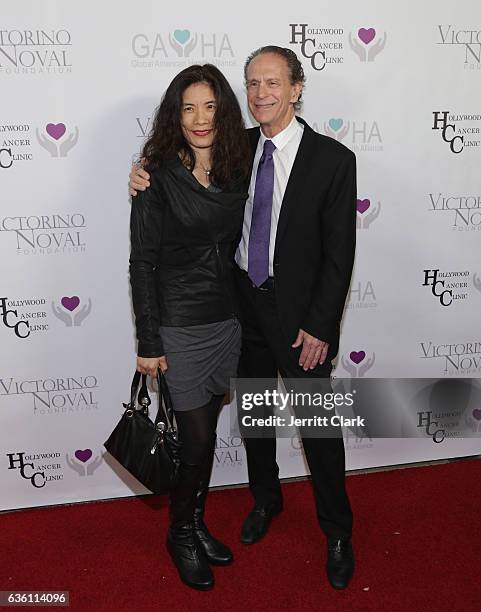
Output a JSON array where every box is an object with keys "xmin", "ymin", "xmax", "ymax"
[{"xmin": 197, "ymin": 163, "xmax": 211, "ymax": 176}]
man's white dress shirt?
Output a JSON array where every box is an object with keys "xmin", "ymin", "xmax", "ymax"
[{"xmin": 235, "ymin": 115, "xmax": 304, "ymax": 276}]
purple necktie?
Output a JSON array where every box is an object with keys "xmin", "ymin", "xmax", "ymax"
[{"xmin": 248, "ymin": 139, "xmax": 276, "ymax": 287}]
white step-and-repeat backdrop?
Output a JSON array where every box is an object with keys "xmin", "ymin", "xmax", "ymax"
[{"xmin": 1, "ymin": 1, "xmax": 480, "ymax": 511}]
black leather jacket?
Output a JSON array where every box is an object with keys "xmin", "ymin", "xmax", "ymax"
[{"xmin": 129, "ymin": 158, "xmax": 248, "ymax": 357}]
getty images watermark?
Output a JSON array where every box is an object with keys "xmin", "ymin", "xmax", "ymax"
[
  {"xmin": 240, "ymin": 388, "xmax": 363, "ymax": 429},
  {"xmin": 230, "ymin": 378, "xmax": 481, "ymax": 443}
]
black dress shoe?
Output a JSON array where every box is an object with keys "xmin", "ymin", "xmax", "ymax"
[
  {"xmin": 240, "ymin": 503, "xmax": 282, "ymax": 544},
  {"xmin": 326, "ymin": 538, "xmax": 354, "ymax": 589}
]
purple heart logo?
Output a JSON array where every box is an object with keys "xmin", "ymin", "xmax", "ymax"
[
  {"xmin": 75, "ymin": 449, "xmax": 92, "ymax": 463},
  {"xmin": 61, "ymin": 296, "xmax": 80, "ymax": 312},
  {"xmin": 350, "ymin": 351, "xmax": 366, "ymax": 365},
  {"xmin": 357, "ymin": 199, "xmax": 371, "ymax": 214},
  {"xmin": 358, "ymin": 28, "xmax": 376, "ymax": 45},
  {"xmin": 46, "ymin": 123, "xmax": 66, "ymax": 140},
  {"xmin": 473, "ymin": 409, "xmax": 481, "ymax": 421}
]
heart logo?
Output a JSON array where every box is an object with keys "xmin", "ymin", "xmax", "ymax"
[
  {"xmin": 173, "ymin": 29, "xmax": 190, "ymax": 45},
  {"xmin": 75, "ymin": 449, "xmax": 92, "ymax": 463},
  {"xmin": 350, "ymin": 351, "xmax": 366, "ymax": 365},
  {"xmin": 473, "ymin": 409, "xmax": 481, "ymax": 421},
  {"xmin": 46, "ymin": 123, "xmax": 66, "ymax": 140},
  {"xmin": 357, "ymin": 199, "xmax": 371, "ymax": 214},
  {"xmin": 329, "ymin": 118, "xmax": 343, "ymax": 132},
  {"xmin": 61, "ymin": 296, "xmax": 80, "ymax": 312},
  {"xmin": 358, "ymin": 28, "xmax": 376, "ymax": 45}
]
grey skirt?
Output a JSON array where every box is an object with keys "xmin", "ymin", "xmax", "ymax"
[{"xmin": 159, "ymin": 318, "xmax": 241, "ymax": 411}]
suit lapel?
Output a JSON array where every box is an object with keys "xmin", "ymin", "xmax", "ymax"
[{"xmin": 274, "ymin": 117, "xmax": 317, "ymax": 256}]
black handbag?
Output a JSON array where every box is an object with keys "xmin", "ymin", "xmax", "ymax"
[{"xmin": 104, "ymin": 369, "xmax": 181, "ymax": 494}]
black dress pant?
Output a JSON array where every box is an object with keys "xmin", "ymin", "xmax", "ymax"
[{"xmin": 236, "ymin": 267, "xmax": 353, "ymax": 540}]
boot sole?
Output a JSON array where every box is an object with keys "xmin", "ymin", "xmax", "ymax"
[
  {"xmin": 180, "ymin": 578, "xmax": 214, "ymax": 591},
  {"xmin": 207, "ymin": 556, "xmax": 233, "ymax": 566}
]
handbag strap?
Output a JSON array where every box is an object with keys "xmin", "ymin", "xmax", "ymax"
[
  {"xmin": 129, "ymin": 370, "xmax": 142, "ymax": 408},
  {"xmin": 154, "ymin": 369, "xmax": 175, "ymax": 430},
  {"xmin": 128, "ymin": 371, "xmax": 152, "ymax": 409},
  {"xmin": 128, "ymin": 368, "xmax": 175, "ymax": 431}
]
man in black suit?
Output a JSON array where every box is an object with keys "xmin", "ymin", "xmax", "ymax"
[
  {"xmin": 129, "ymin": 46, "xmax": 356, "ymax": 589},
  {"xmin": 235, "ymin": 46, "xmax": 356, "ymax": 590}
]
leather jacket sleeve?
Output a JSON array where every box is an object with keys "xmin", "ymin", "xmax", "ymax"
[{"xmin": 129, "ymin": 175, "xmax": 165, "ymax": 358}]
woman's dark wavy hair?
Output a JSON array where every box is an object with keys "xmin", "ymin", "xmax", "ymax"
[{"xmin": 141, "ymin": 64, "xmax": 250, "ymax": 187}]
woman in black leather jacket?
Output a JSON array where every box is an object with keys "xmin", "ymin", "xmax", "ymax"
[{"xmin": 129, "ymin": 64, "xmax": 250, "ymax": 590}]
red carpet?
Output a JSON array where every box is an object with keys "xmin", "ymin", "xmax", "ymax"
[{"xmin": 1, "ymin": 458, "xmax": 480, "ymax": 612}]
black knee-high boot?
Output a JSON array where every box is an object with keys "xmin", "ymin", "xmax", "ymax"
[
  {"xmin": 193, "ymin": 436, "xmax": 233, "ymax": 565},
  {"xmin": 166, "ymin": 462, "xmax": 214, "ymax": 590}
]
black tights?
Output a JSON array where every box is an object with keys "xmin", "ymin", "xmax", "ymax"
[{"xmin": 174, "ymin": 394, "xmax": 224, "ymax": 465}]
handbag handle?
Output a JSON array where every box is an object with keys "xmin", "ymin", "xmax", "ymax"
[
  {"xmin": 154, "ymin": 369, "xmax": 175, "ymax": 431},
  {"xmin": 128, "ymin": 370, "xmax": 142, "ymax": 409},
  {"xmin": 127, "ymin": 369, "xmax": 175, "ymax": 431}
]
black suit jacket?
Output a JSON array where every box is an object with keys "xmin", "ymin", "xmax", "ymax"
[{"xmin": 246, "ymin": 116, "xmax": 356, "ymax": 358}]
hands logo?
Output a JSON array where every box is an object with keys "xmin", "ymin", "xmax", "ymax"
[
  {"xmin": 341, "ymin": 350, "xmax": 375, "ymax": 377},
  {"xmin": 465, "ymin": 408, "xmax": 481, "ymax": 434},
  {"xmin": 473, "ymin": 273, "xmax": 481, "ymax": 294},
  {"xmin": 66, "ymin": 448, "xmax": 102, "ymax": 476},
  {"xmin": 36, "ymin": 122, "xmax": 79, "ymax": 157},
  {"xmin": 52, "ymin": 295, "xmax": 92, "ymax": 327},
  {"xmin": 356, "ymin": 198, "xmax": 381, "ymax": 229},
  {"xmin": 169, "ymin": 29, "xmax": 197, "ymax": 58},
  {"xmin": 349, "ymin": 27, "xmax": 387, "ymax": 62},
  {"xmin": 324, "ymin": 117, "xmax": 349, "ymax": 142}
]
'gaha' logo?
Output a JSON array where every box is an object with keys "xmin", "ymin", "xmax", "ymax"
[
  {"xmin": 131, "ymin": 29, "xmax": 235, "ymax": 68},
  {"xmin": 324, "ymin": 117, "xmax": 348, "ymax": 140},
  {"xmin": 345, "ymin": 280, "xmax": 377, "ymax": 310},
  {"xmin": 319, "ymin": 117, "xmax": 383, "ymax": 152},
  {"xmin": 170, "ymin": 30, "xmax": 197, "ymax": 57}
]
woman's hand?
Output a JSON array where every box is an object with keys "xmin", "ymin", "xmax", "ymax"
[
  {"xmin": 136, "ymin": 355, "xmax": 168, "ymax": 377},
  {"xmin": 129, "ymin": 159, "xmax": 151, "ymax": 196}
]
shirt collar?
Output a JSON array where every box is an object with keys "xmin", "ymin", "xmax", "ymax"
[{"xmin": 259, "ymin": 115, "xmax": 303, "ymax": 152}]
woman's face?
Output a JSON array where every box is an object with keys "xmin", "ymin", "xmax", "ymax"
[{"xmin": 180, "ymin": 82, "xmax": 216, "ymax": 151}]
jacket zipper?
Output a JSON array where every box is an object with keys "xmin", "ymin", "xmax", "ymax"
[{"xmin": 215, "ymin": 241, "xmax": 236, "ymax": 318}]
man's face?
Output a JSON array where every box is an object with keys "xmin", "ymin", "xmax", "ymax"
[{"xmin": 246, "ymin": 52, "xmax": 302, "ymax": 135}]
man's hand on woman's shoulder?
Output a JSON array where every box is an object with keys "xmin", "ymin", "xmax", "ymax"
[{"xmin": 129, "ymin": 158, "xmax": 151, "ymax": 196}]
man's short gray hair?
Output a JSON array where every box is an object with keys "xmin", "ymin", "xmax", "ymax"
[{"xmin": 244, "ymin": 45, "xmax": 306, "ymax": 110}]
